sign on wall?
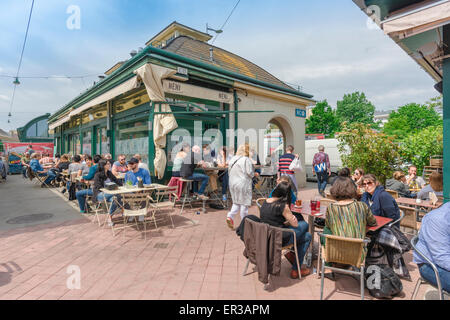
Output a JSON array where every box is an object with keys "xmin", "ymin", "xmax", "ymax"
[
  {"xmin": 4, "ymin": 142, "xmax": 54, "ymax": 155},
  {"xmin": 295, "ymin": 108, "xmax": 306, "ymax": 118},
  {"xmin": 163, "ymin": 80, "xmax": 233, "ymax": 104}
]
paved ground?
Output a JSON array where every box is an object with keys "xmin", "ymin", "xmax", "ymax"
[{"xmin": 0, "ymin": 175, "xmax": 433, "ymax": 300}]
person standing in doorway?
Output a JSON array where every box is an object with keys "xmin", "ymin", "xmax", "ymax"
[
  {"xmin": 312, "ymin": 144, "xmax": 330, "ymax": 197},
  {"xmin": 277, "ymin": 145, "xmax": 299, "ymax": 193}
]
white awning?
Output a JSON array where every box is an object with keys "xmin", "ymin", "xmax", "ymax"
[
  {"xmin": 68, "ymin": 76, "xmax": 139, "ymax": 118},
  {"xmin": 382, "ymin": 1, "xmax": 450, "ymax": 39},
  {"xmin": 48, "ymin": 114, "xmax": 71, "ymax": 130}
]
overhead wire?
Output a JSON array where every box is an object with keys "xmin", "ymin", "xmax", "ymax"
[
  {"xmin": 211, "ymin": 0, "xmax": 241, "ymax": 45},
  {"xmin": 8, "ymin": 0, "xmax": 35, "ymax": 122}
]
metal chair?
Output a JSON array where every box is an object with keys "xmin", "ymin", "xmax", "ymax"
[
  {"xmin": 117, "ymin": 191, "xmax": 152, "ymax": 240},
  {"xmin": 148, "ymin": 186, "xmax": 178, "ymax": 229},
  {"xmin": 252, "ymin": 198, "xmax": 302, "ymax": 281},
  {"xmin": 179, "ymin": 178, "xmax": 194, "ymax": 214},
  {"xmin": 242, "ymin": 218, "xmax": 301, "ymax": 290},
  {"xmin": 411, "ymin": 235, "xmax": 449, "ymax": 300},
  {"xmin": 319, "ymin": 233, "xmax": 370, "ymax": 300}
]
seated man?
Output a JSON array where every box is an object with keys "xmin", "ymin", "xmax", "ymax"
[
  {"xmin": 413, "ymin": 201, "xmax": 450, "ymax": 294},
  {"xmin": 75, "ymin": 155, "xmax": 102, "ymax": 213},
  {"xmin": 201, "ymin": 144, "xmax": 218, "ymax": 193},
  {"xmin": 29, "ymin": 153, "xmax": 56, "ymax": 187},
  {"xmin": 405, "ymin": 165, "xmax": 426, "ymax": 190},
  {"xmin": 180, "ymin": 145, "xmax": 209, "ymax": 200},
  {"xmin": 112, "ymin": 154, "xmax": 128, "ymax": 177},
  {"xmin": 124, "ymin": 157, "xmax": 151, "ymax": 186}
]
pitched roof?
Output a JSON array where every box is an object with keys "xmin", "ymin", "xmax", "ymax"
[{"xmin": 162, "ymin": 36, "xmax": 296, "ymax": 91}]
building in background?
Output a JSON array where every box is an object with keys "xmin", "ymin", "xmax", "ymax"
[
  {"xmin": 48, "ymin": 22, "xmax": 315, "ymax": 185},
  {"xmin": 17, "ymin": 113, "xmax": 53, "ymax": 143},
  {"xmin": 374, "ymin": 110, "xmax": 392, "ymax": 127}
]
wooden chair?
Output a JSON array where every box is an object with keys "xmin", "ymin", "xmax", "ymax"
[
  {"xmin": 411, "ymin": 235, "xmax": 449, "ymax": 300},
  {"xmin": 148, "ymin": 186, "xmax": 178, "ymax": 230},
  {"xmin": 397, "ymin": 205, "xmax": 419, "ymax": 235},
  {"xmin": 386, "ymin": 189, "xmax": 399, "ymax": 199},
  {"xmin": 319, "ymin": 233, "xmax": 369, "ymax": 300}
]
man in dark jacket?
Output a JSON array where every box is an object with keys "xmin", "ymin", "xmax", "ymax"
[{"xmin": 180, "ymin": 145, "xmax": 209, "ymax": 200}]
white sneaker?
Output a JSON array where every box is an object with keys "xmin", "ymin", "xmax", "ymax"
[
  {"xmin": 198, "ymin": 194, "xmax": 209, "ymax": 201},
  {"xmin": 107, "ymin": 221, "xmax": 114, "ymax": 227}
]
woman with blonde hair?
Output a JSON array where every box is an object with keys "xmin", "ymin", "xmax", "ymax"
[
  {"xmin": 417, "ymin": 172, "xmax": 443, "ymax": 200},
  {"xmin": 386, "ymin": 171, "xmax": 414, "ymax": 198},
  {"xmin": 226, "ymin": 144, "xmax": 254, "ymax": 229}
]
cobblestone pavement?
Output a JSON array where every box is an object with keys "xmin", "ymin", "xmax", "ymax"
[{"xmin": 0, "ymin": 175, "xmax": 430, "ymax": 300}]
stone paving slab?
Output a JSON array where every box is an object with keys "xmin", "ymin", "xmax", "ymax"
[{"xmin": 0, "ymin": 176, "xmax": 430, "ymax": 300}]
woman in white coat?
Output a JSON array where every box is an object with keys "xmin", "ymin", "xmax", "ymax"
[{"xmin": 226, "ymin": 144, "xmax": 255, "ymax": 230}]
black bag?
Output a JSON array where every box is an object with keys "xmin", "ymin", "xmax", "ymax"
[
  {"xmin": 209, "ymin": 202, "xmax": 225, "ymax": 210},
  {"xmin": 365, "ymin": 264, "xmax": 403, "ymax": 299},
  {"xmin": 68, "ymin": 182, "xmax": 77, "ymax": 201}
]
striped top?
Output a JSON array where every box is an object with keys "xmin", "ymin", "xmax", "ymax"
[
  {"xmin": 325, "ymin": 200, "xmax": 376, "ymax": 239},
  {"xmin": 277, "ymin": 153, "xmax": 295, "ymax": 175},
  {"xmin": 325, "ymin": 200, "xmax": 377, "ymax": 260}
]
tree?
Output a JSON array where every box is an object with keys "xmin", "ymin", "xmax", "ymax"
[
  {"xmin": 337, "ymin": 122, "xmax": 401, "ymax": 185},
  {"xmin": 336, "ymin": 92, "xmax": 375, "ymax": 125},
  {"xmin": 305, "ymin": 100, "xmax": 341, "ymax": 137},
  {"xmin": 383, "ymin": 103, "xmax": 442, "ymax": 140},
  {"xmin": 399, "ymin": 125, "xmax": 443, "ymax": 174}
]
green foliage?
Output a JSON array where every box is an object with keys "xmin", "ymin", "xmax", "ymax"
[
  {"xmin": 336, "ymin": 92, "xmax": 375, "ymax": 125},
  {"xmin": 383, "ymin": 103, "xmax": 442, "ymax": 140},
  {"xmin": 337, "ymin": 122, "xmax": 401, "ymax": 185},
  {"xmin": 399, "ymin": 125, "xmax": 443, "ymax": 174},
  {"xmin": 305, "ymin": 100, "xmax": 341, "ymax": 137}
]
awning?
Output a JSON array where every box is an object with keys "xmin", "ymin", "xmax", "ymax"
[
  {"xmin": 68, "ymin": 76, "xmax": 139, "ymax": 118},
  {"xmin": 48, "ymin": 114, "xmax": 71, "ymax": 130},
  {"xmin": 382, "ymin": 1, "xmax": 450, "ymax": 39},
  {"xmin": 133, "ymin": 63, "xmax": 178, "ymax": 179}
]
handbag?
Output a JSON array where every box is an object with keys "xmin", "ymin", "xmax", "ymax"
[{"xmin": 288, "ymin": 156, "xmax": 303, "ymax": 172}]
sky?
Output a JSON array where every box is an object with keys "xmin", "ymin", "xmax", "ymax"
[{"xmin": 0, "ymin": 0, "xmax": 438, "ymax": 132}]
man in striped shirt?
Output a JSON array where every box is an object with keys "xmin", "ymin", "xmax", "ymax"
[{"xmin": 277, "ymin": 145, "xmax": 299, "ymax": 193}]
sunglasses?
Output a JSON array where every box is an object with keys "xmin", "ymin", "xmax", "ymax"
[{"xmin": 362, "ymin": 181, "xmax": 374, "ymax": 186}]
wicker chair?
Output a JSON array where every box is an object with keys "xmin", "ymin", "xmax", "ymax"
[
  {"xmin": 385, "ymin": 189, "xmax": 399, "ymax": 199},
  {"xmin": 411, "ymin": 235, "xmax": 449, "ymax": 300},
  {"xmin": 319, "ymin": 233, "xmax": 369, "ymax": 300},
  {"xmin": 397, "ymin": 205, "xmax": 419, "ymax": 235}
]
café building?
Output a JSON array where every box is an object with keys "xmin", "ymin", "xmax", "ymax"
[{"xmin": 48, "ymin": 22, "xmax": 315, "ymax": 185}]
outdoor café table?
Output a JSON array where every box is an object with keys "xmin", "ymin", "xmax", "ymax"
[
  {"xmin": 100, "ymin": 184, "xmax": 169, "ymax": 213},
  {"xmin": 290, "ymin": 202, "xmax": 326, "ymax": 267},
  {"xmin": 396, "ymin": 197, "xmax": 442, "ymax": 213}
]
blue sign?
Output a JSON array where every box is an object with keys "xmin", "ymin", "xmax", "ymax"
[{"xmin": 295, "ymin": 108, "xmax": 306, "ymax": 118}]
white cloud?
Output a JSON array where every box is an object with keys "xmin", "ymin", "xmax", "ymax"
[{"xmin": 0, "ymin": 94, "xmax": 10, "ymax": 102}]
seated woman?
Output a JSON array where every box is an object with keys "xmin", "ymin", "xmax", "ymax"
[
  {"xmin": 92, "ymin": 160, "xmax": 123, "ymax": 225},
  {"xmin": 351, "ymin": 168, "xmax": 364, "ymax": 187},
  {"xmin": 361, "ymin": 174, "xmax": 400, "ymax": 227},
  {"xmin": 417, "ymin": 172, "xmax": 443, "ymax": 200},
  {"xmin": 386, "ymin": 171, "xmax": 415, "ymax": 198},
  {"xmin": 323, "ymin": 177, "xmax": 377, "ymax": 249},
  {"xmin": 259, "ymin": 181, "xmax": 311, "ymax": 279},
  {"xmin": 172, "ymin": 143, "xmax": 189, "ymax": 177}
]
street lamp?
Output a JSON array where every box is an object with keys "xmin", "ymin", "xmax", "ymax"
[
  {"xmin": 13, "ymin": 77, "xmax": 20, "ymax": 85},
  {"xmin": 206, "ymin": 23, "xmax": 223, "ymax": 35}
]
